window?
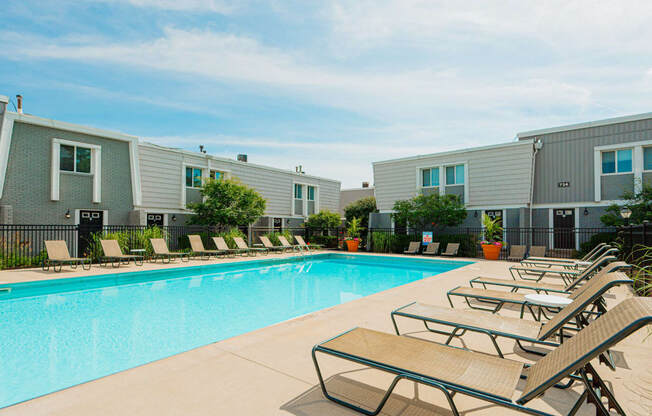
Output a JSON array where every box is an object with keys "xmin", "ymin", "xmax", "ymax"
[
  {"xmin": 445, "ymin": 164, "xmax": 464, "ymax": 185},
  {"xmin": 60, "ymin": 144, "xmax": 91, "ymax": 173},
  {"xmin": 294, "ymin": 183, "xmax": 303, "ymax": 199},
  {"xmin": 308, "ymin": 186, "xmax": 315, "ymax": 201},
  {"xmin": 210, "ymin": 170, "xmax": 224, "ymax": 180},
  {"xmin": 185, "ymin": 167, "xmax": 203, "ymax": 188},
  {"xmin": 421, "ymin": 168, "xmax": 440, "ymax": 187},
  {"xmin": 645, "ymin": 148, "xmax": 652, "ymax": 171},
  {"xmin": 602, "ymin": 149, "xmax": 632, "ymax": 174}
]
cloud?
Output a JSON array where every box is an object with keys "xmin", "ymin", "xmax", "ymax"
[{"xmin": 109, "ymin": 0, "xmax": 239, "ymax": 13}]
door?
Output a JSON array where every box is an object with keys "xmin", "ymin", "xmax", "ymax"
[
  {"xmin": 78, "ymin": 210, "xmax": 104, "ymax": 257},
  {"xmin": 553, "ymin": 209, "xmax": 575, "ymax": 249},
  {"xmin": 147, "ymin": 213, "xmax": 164, "ymax": 227}
]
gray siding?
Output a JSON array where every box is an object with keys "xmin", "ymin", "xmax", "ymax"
[
  {"xmin": 644, "ymin": 172, "xmax": 652, "ymax": 186},
  {"xmin": 601, "ymin": 174, "xmax": 633, "ymax": 200},
  {"xmin": 139, "ymin": 145, "xmax": 183, "ymax": 209},
  {"xmin": 445, "ymin": 185, "xmax": 464, "ymax": 202},
  {"xmin": 339, "ymin": 187, "xmax": 375, "ymax": 214},
  {"xmin": 522, "ymin": 117, "xmax": 652, "ymax": 204},
  {"xmin": 0, "ymin": 122, "xmax": 134, "ymax": 224},
  {"xmin": 373, "ymin": 142, "xmax": 533, "ymax": 211}
]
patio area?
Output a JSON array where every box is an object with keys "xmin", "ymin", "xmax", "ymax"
[{"xmin": 1, "ymin": 253, "xmax": 650, "ymax": 416}]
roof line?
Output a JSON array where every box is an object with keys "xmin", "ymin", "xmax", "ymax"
[
  {"xmin": 517, "ymin": 112, "xmax": 652, "ymax": 138},
  {"xmin": 372, "ymin": 139, "xmax": 533, "ymax": 165}
]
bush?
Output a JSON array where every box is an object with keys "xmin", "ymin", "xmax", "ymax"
[
  {"xmin": 579, "ymin": 232, "xmax": 617, "ymax": 258},
  {"xmin": 306, "ymin": 210, "xmax": 341, "ymax": 230},
  {"xmin": 370, "ymin": 232, "xmax": 477, "ymax": 256},
  {"xmin": 0, "ymin": 251, "xmax": 47, "ymax": 269},
  {"xmin": 86, "ymin": 227, "xmax": 168, "ymax": 262},
  {"xmin": 308, "ymin": 235, "xmax": 339, "ymax": 248},
  {"xmin": 216, "ymin": 228, "xmax": 247, "ymax": 249},
  {"xmin": 263, "ymin": 230, "xmax": 294, "ymax": 246}
]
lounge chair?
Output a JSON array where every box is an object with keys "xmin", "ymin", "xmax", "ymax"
[
  {"xmin": 100, "ymin": 239, "xmax": 143, "ymax": 267},
  {"xmin": 422, "ymin": 242, "xmax": 440, "ymax": 256},
  {"xmin": 212, "ymin": 237, "xmax": 241, "ymax": 257},
  {"xmin": 440, "ymin": 242, "xmax": 459, "ymax": 256},
  {"xmin": 260, "ymin": 236, "xmax": 287, "ymax": 253},
  {"xmin": 509, "ymin": 251, "xmax": 617, "ymax": 284},
  {"xmin": 392, "ymin": 270, "xmax": 633, "ymax": 359},
  {"xmin": 403, "ymin": 241, "xmax": 420, "ymax": 255},
  {"xmin": 506, "ymin": 245, "xmax": 526, "ymax": 262},
  {"xmin": 278, "ymin": 236, "xmax": 301, "ymax": 252},
  {"xmin": 233, "ymin": 237, "xmax": 267, "ymax": 256},
  {"xmin": 448, "ymin": 261, "xmax": 627, "ymax": 314},
  {"xmin": 295, "ymin": 235, "xmax": 321, "ymax": 251},
  {"xmin": 522, "ymin": 243, "xmax": 613, "ymax": 269},
  {"xmin": 149, "ymin": 238, "xmax": 190, "ymax": 263},
  {"xmin": 528, "ymin": 245, "xmax": 546, "ymax": 258},
  {"xmin": 188, "ymin": 235, "xmax": 224, "ymax": 259},
  {"xmin": 312, "ymin": 297, "xmax": 651, "ymax": 416},
  {"xmin": 43, "ymin": 240, "xmax": 91, "ymax": 272}
]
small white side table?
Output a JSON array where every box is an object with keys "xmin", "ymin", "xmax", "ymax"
[{"xmin": 525, "ymin": 293, "xmax": 572, "ymax": 321}]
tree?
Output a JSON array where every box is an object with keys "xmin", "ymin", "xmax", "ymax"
[
  {"xmin": 344, "ymin": 197, "xmax": 377, "ymax": 230},
  {"xmin": 391, "ymin": 193, "xmax": 467, "ymax": 230},
  {"xmin": 187, "ymin": 178, "xmax": 266, "ymax": 227},
  {"xmin": 601, "ymin": 183, "xmax": 652, "ymax": 226},
  {"xmin": 305, "ymin": 210, "xmax": 341, "ymax": 229}
]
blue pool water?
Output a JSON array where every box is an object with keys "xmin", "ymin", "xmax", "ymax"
[{"xmin": 0, "ymin": 254, "xmax": 469, "ymax": 408}]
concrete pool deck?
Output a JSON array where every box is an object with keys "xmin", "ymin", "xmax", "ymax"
[{"xmin": 1, "ymin": 252, "xmax": 650, "ymax": 416}]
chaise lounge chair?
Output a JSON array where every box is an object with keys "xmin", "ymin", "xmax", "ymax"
[
  {"xmin": 509, "ymin": 251, "xmax": 617, "ymax": 284},
  {"xmin": 422, "ymin": 242, "xmax": 440, "ymax": 256},
  {"xmin": 188, "ymin": 235, "xmax": 224, "ymax": 259},
  {"xmin": 212, "ymin": 237, "xmax": 241, "ymax": 257},
  {"xmin": 149, "ymin": 238, "xmax": 190, "ymax": 263},
  {"xmin": 507, "ymin": 245, "xmax": 526, "ymax": 262},
  {"xmin": 295, "ymin": 235, "xmax": 321, "ymax": 251},
  {"xmin": 522, "ymin": 243, "xmax": 613, "ymax": 269},
  {"xmin": 278, "ymin": 235, "xmax": 301, "ymax": 252},
  {"xmin": 312, "ymin": 297, "xmax": 652, "ymax": 416},
  {"xmin": 528, "ymin": 245, "xmax": 546, "ymax": 258},
  {"xmin": 403, "ymin": 241, "xmax": 420, "ymax": 255},
  {"xmin": 260, "ymin": 236, "xmax": 287, "ymax": 253},
  {"xmin": 448, "ymin": 262, "xmax": 627, "ymax": 315},
  {"xmin": 234, "ymin": 237, "xmax": 267, "ymax": 256},
  {"xmin": 100, "ymin": 239, "xmax": 144, "ymax": 267},
  {"xmin": 43, "ymin": 240, "xmax": 91, "ymax": 272},
  {"xmin": 440, "ymin": 242, "xmax": 459, "ymax": 256},
  {"xmin": 392, "ymin": 270, "xmax": 633, "ymax": 360}
]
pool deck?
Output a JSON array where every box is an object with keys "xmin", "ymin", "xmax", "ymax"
[{"xmin": 1, "ymin": 252, "xmax": 650, "ymax": 416}]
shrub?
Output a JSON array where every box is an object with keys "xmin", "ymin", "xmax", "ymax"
[
  {"xmin": 85, "ymin": 227, "xmax": 168, "ymax": 261},
  {"xmin": 306, "ymin": 210, "xmax": 341, "ymax": 230},
  {"xmin": 370, "ymin": 232, "xmax": 477, "ymax": 256},
  {"xmin": 263, "ymin": 230, "xmax": 294, "ymax": 246},
  {"xmin": 0, "ymin": 251, "xmax": 47, "ymax": 269},
  {"xmin": 216, "ymin": 228, "xmax": 247, "ymax": 249},
  {"xmin": 579, "ymin": 232, "xmax": 617, "ymax": 258}
]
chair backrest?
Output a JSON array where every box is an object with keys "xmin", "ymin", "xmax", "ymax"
[
  {"xmin": 100, "ymin": 239, "xmax": 123, "ymax": 257},
  {"xmin": 150, "ymin": 238, "xmax": 170, "ymax": 255},
  {"xmin": 295, "ymin": 235, "xmax": 308, "ymax": 246},
  {"xmin": 45, "ymin": 240, "xmax": 72, "ymax": 260},
  {"xmin": 538, "ymin": 270, "xmax": 633, "ymax": 340},
  {"xmin": 188, "ymin": 235, "xmax": 206, "ymax": 252},
  {"xmin": 259, "ymin": 236, "xmax": 275, "ymax": 248},
  {"xmin": 233, "ymin": 237, "xmax": 249, "ymax": 249},
  {"xmin": 564, "ymin": 254, "xmax": 618, "ymax": 292},
  {"xmin": 424, "ymin": 242, "xmax": 439, "ymax": 254},
  {"xmin": 212, "ymin": 237, "xmax": 230, "ymax": 251},
  {"xmin": 444, "ymin": 243, "xmax": 459, "ymax": 254},
  {"xmin": 278, "ymin": 236, "xmax": 292, "ymax": 247},
  {"xmin": 528, "ymin": 246, "xmax": 546, "ymax": 258},
  {"xmin": 519, "ymin": 297, "xmax": 652, "ymax": 404},
  {"xmin": 509, "ymin": 245, "xmax": 526, "ymax": 258},
  {"xmin": 406, "ymin": 241, "xmax": 420, "ymax": 252},
  {"xmin": 567, "ymin": 261, "xmax": 629, "ymax": 296},
  {"xmin": 583, "ymin": 242, "xmax": 609, "ymax": 261}
]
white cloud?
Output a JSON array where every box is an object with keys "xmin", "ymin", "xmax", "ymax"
[{"xmin": 112, "ymin": 0, "xmax": 238, "ymax": 13}]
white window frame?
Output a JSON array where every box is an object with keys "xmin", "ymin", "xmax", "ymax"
[
  {"xmin": 51, "ymin": 138, "xmax": 102, "ymax": 203},
  {"xmin": 292, "ymin": 181, "xmax": 319, "ymax": 217},
  {"xmin": 419, "ymin": 167, "xmax": 441, "ymax": 189},
  {"xmin": 444, "ymin": 163, "xmax": 465, "ymax": 186},
  {"xmin": 415, "ymin": 161, "xmax": 469, "ymax": 203},
  {"xmin": 643, "ymin": 146, "xmax": 652, "ymax": 172},
  {"xmin": 593, "ymin": 141, "xmax": 651, "ymax": 201},
  {"xmin": 185, "ymin": 166, "xmax": 204, "ymax": 189},
  {"xmin": 599, "ymin": 148, "xmax": 633, "ymax": 176},
  {"xmin": 59, "ymin": 143, "xmax": 93, "ymax": 175}
]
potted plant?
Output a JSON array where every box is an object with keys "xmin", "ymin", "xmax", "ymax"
[
  {"xmin": 345, "ymin": 217, "xmax": 362, "ymax": 252},
  {"xmin": 481, "ymin": 214, "xmax": 503, "ymax": 260}
]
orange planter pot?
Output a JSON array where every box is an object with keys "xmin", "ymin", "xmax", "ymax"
[
  {"xmin": 345, "ymin": 240, "xmax": 360, "ymax": 252},
  {"xmin": 481, "ymin": 244, "xmax": 501, "ymax": 260}
]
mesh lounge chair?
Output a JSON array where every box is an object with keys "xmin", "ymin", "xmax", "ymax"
[
  {"xmin": 449, "ymin": 262, "xmax": 627, "ymax": 315},
  {"xmin": 528, "ymin": 245, "xmax": 546, "ymax": 258},
  {"xmin": 507, "ymin": 245, "xmax": 526, "ymax": 262},
  {"xmin": 523, "ymin": 243, "xmax": 613, "ymax": 269},
  {"xmin": 278, "ymin": 236, "xmax": 301, "ymax": 252},
  {"xmin": 509, "ymin": 251, "xmax": 617, "ymax": 284},
  {"xmin": 100, "ymin": 239, "xmax": 143, "ymax": 267},
  {"xmin": 392, "ymin": 270, "xmax": 633, "ymax": 360},
  {"xmin": 440, "ymin": 242, "xmax": 459, "ymax": 256},
  {"xmin": 212, "ymin": 237, "xmax": 241, "ymax": 257},
  {"xmin": 423, "ymin": 242, "xmax": 440, "ymax": 256},
  {"xmin": 233, "ymin": 237, "xmax": 267, "ymax": 256},
  {"xmin": 149, "ymin": 238, "xmax": 190, "ymax": 263},
  {"xmin": 43, "ymin": 240, "xmax": 91, "ymax": 272},
  {"xmin": 403, "ymin": 241, "xmax": 420, "ymax": 255},
  {"xmin": 295, "ymin": 235, "xmax": 321, "ymax": 251},
  {"xmin": 260, "ymin": 236, "xmax": 287, "ymax": 253},
  {"xmin": 312, "ymin": 297, "xmax": 652, "ymax": 416},
  {"xmin": 188, "ymin": 235, "xmax": 224, "ymax": 259}
]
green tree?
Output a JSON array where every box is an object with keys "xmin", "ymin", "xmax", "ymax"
[
  {"xmin": 344, "ymin": 197, "xmax": 377, "ymax": 229},
  {"xmin": 305, "ymin": 210, "xmax": 342, "ymax": 229},
  {"xmin": 391, "ymin": 193, "xmax": 467, "ymax": 230},
  {"xmin": 601, "ymin": 183, "xmax": 652, "ymax": 226},
  {"xmin": 187, "ymin": 178, "xmax": 266, "ymax": 227}
]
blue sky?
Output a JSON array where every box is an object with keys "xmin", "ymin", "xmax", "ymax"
[{"xmin": 1, "ymin": 1, "xmax": 651, "ymax": 187}]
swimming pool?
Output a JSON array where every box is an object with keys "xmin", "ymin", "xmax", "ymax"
[{"xmin": 0, "ymin": 253, "xmax": 470, "ymax": 408}]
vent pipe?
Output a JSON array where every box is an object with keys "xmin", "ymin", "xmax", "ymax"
[
  {"xmin": 16, "ymin": 95, "xmax": 23, "ymax": 114},
  {"xmin": 362, "ymin": 181, "xmax": 369, "ymax": 188},
  {"xmin": 237, "ymin": 154, "xmax": 248, "ymax": 162}
]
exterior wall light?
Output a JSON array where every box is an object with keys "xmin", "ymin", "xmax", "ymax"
[
  {"xmin": 620, "ymin": 208, "xmax": 632, "ymax": 219},
  {"xmin": 583, "ymin": 208, "xmax": 589, "ymax": 216},
  {"xmin": 171, "ymin": 215, "xmax": 177, "ymax": 222},
  {"xmin": 65, "ymin": 209, "xmax": 71, "ymax": 219}
]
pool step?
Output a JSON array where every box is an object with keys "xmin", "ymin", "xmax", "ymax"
[{"xmin": 0, "ymin": 287, "xmax": 11, "ymax": 293}]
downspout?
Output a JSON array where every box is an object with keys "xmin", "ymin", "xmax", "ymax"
[{"xmin": 529, "ymin": 139, "xmax": 543, "ymax": 242}]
